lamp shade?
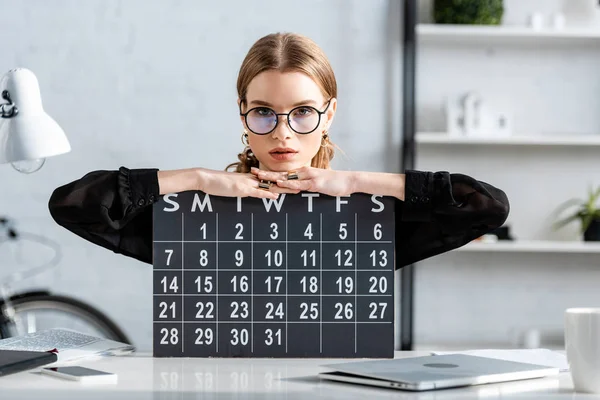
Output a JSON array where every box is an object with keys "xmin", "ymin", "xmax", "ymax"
[{"xmin": 0, "ymin": 68, "xmax": 70, "ymax": 164}]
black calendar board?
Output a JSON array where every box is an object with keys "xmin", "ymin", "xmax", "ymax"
[{"xmin": 152, "ymin": 191, "xmax": 395, "ymax": 358}]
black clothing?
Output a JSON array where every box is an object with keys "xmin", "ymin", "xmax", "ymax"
[{"xmin": 48, "ymin": 167, "xmax": 509, "ymax": 269}]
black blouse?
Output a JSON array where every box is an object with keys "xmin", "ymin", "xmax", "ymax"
[{"xmin": 48, "ymin": 167, "xmax": 509, "ymax": 269}]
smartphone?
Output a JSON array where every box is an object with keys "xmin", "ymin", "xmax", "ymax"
[{"xmin": 41, "ymin": 366, "xmax": 117, "ymax": 383}]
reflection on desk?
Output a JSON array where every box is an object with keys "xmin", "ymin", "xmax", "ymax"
[{"xmin": 0, "ymin": 351, "xmax": 588, "ymax": 399}]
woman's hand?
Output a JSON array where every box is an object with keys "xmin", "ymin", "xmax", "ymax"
[
  {"xmin": 250, "ymin": 166, "xmax": 354, "ymax": 197},
  {"xmin": 198, "ymin": 169, "xmax": 299, "ymax": 200}
]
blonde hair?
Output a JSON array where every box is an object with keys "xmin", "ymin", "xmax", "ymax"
[{"xmin": 227, "ymin": 32, "xmax": 338, "ymax": 173}]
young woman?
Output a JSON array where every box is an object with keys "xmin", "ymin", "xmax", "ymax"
[{"xmin": 48, "ymin": 32, "xmax": 509, "ymax": 269}]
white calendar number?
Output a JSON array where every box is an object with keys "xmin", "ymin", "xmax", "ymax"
[
  {"xmin": 369, "ymin": 276, "xmax": 388, "ymax": 293},
  {"xmin": 370, "ymin": 250, "xmax": 388, "ymax": 267},
  {"xmin": 195, "ymin": 302, "xmax": 215, "ymax": 319},
  {"xmin": 335, "ymin": 249, "xmax": 353, "ymax": 266},
  {"xmin": 265, "ymin": 249, "xmax": 283, "ymax": 267},
  {"xmin": 265, "ymin": 328, "xmax": 282, "ymax": 346},
  {"xmin": 195, "ymin": 276, "xmax": 213, "ymax": 293},
  {"xmin": 270, "ymin": 222, "xmax": 279, "ymax": 239},
  {"xmin": 230, "ymin": 301, "xmax": 249, "ymax": 319},
  {"xmin": 335, "ymin": 276, "xmax": 354, "ymax": 294},
  {"xmin": 265, "ymin": 302, "xmax": 284, "ymax": 319},
  {"xmin": 199, "ymin": 222, "xmax": 207, "ymax": 239},
  {"xmin": 158, "ymin": 301, "xmax": 176, "ymax": 319},
  {"xmin": 304, "ymin": 223, "xmax": 313, "ymax": 239},
  {"xmin": 300, "ymin": 276, "xmax": 318, "ymax": 293},
  {"xmin": 161, "ymin": 276, "xmax": 179, "ymax": 293},
  {"xmin": 369, "ymin": 302, "xmax": 388, "ymax": 319},
  {"xmin": 160, "ymin": 328, "xmax": 179, "ymax": 345},
  {"xmin": 334, "ymin": 302, "xmax": 354, "ymax": 320},
  {"xmin": 230, "ymin": 275, "xmax": 249, "ymax": 293},
  {"xmin": 235, "ymin": 223, "xmax": 244, "ymax": 239},
  {"xmin": 265, "ymin": 276, "xmax": 283, "ymax": 293},
  {"xmin": 301, "ymin": 249, "xmax": 316, "ymax": 267},
  {"xmin": 164, "ymin": 249, "xmax": 174, "ymax": 266},
  {"xmin": 299, "ymin": 302, "xmax": 319, "ymax": 320},
  {"xmin": 194, "ymin": 328, "xmax": 214, "ymax": 345},
  {"xmin": 373, "ymin": 223, "xmax": 383, "ymax": 240},
  {"xmin": 230, "ymin": 328, "xmax": 249, "ymax": 345},
  {"xmin": 235, "ymin": 250, "xmax": 244, "ymax": 266},
  {"xmin": 339, "ymin": 223, "xmax": 348, "ymax": 239},
  {"xmin": 199, "ymin": 249, "xmax": 209, "ymax": 267}
]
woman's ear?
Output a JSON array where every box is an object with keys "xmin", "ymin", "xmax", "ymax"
[
  {"xmin": 325, "ymin": 97, "xmax": 337, "ymax": 130},
  {"xmin": 238, "ymin": 98, "xmax": 246, "ymax": 126}
]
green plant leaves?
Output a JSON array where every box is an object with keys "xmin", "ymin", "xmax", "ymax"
[{"xmin": 433, "ymin": 0, "xmax": 504, "ymax": 25}]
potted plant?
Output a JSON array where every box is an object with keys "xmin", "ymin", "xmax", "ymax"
[
  {"xmin": 433, "ymin": 0, "xmax": 504, "ymax": 25},
  {"xmin": 553, "ymin": 186, "xmax": 600, "ymax": 241}
]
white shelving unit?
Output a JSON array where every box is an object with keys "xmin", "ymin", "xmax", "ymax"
[
  {"xmin": 417, "ymin": 23, "xmax": 600, "ymax": 45},
  {"xmin": 416, "ymin": 132, "xmax": 600, "ymax": 146},
  {"xmin": 456, "ymin": 240, "xmax": 600, "ymax": 254},
  {"xmin": 413, "ymin": 18, "xmax": 600, "ymax": 350}
]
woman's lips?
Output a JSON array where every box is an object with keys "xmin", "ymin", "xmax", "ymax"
[
  {"xmin": 269, "ymin": 148, "xmax": 298, "ymax": 161},
  {"xmin": 269, "ymin": 151, "xmax": 298, "ymax": 161}
]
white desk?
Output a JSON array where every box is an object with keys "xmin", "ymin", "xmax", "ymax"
[{"xmin": 0, "ymin": 351, "xmax": 595, "ymax": 399}]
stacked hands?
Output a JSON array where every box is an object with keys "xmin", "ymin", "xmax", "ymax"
[
  {"xmin": 250, "ymin": 166, "xmax": 354, "ymax": 199},
  {"xmin": 199, "ymin": 166, "xmax": 355, "ymax": 200}
]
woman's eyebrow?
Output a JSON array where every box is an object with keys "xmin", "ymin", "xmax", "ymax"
[{"xmin": 249, "ymin": 99, "xmax": 318, "ymax": 107}]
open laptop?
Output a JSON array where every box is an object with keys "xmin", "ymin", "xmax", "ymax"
[{"xmin": 319, "ymin": 354, "xmax": 560, "ymax": 391}]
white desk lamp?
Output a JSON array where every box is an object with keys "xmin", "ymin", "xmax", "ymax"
[{"xmin": 0, "ymin": 68, "xmax": 70, "ymax": 173}]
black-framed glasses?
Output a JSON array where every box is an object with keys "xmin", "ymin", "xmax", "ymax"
[{"xmin": 240, "ymin": 100, "xmax": 331, "ymax": 135}]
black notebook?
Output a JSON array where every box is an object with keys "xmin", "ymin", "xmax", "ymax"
[{"xmin": 0, "ymin": 349, "xmax": 58, "ymax": 377}]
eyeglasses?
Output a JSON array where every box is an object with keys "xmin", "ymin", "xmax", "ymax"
[{"xmin": 240, "ymin": 100, "xmax": 331, "ymax": 135}]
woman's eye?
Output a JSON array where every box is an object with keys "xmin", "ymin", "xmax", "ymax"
[
  {"xmin": 256, "ymin": 108, "xmax": 273, "ymax": 116},
  {"xmin": 293, "ymin": 107, "xmax": 313, "ymax": 117}
]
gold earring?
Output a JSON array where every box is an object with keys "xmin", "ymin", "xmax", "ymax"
[
  {"xmin": 241, "ymin": 130, "xmax": 249, "ymax": 146},
  {"xmin": 321, "ymin": 130, "xmax": 329, "ymax": 148}
]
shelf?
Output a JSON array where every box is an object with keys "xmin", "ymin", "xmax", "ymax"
[
  {"xmin": 455, "ymin": 240, "xmax": 600, "ymax": 254},
  {"xmin": 417, "ymin": 24, "xmax": 600, "ymax": 45},
  {"xmin": 416, "ymin": 132, "xmax": 600, "ymax": 146}
]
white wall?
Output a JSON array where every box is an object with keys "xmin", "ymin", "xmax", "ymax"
[
  {"xmin": 414, "ymin": 0, "xmax": 600, "ymax": 347},
  {"xmin": 0, "ymin": 0, "xmax": 403, "ymax": 350}
]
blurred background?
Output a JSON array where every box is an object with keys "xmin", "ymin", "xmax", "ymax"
[{"xmin": 0, "ymin": 0, "xmax": 599, "ymax": 352}]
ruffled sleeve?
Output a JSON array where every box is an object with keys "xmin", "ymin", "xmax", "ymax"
[
  {"xmin": 395, "ymin": 170, "xmax": 510, "ymax": 269},
  {"xmin": 48, "ymin": 167, "xmax": 159, "ymax": 263}
]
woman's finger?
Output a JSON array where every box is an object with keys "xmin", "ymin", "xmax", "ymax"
[
  {"xmin": 277, "ymin": 179, "xmax": 312, "ymax": 191},
  {"xmin": 271, "ymin": 185, "xmax": 301, "ymax": 194},
  {"xmin": 257, "ymin": 170, "xmax": 287, "ymax": 182}
]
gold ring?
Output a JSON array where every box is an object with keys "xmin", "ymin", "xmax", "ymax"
[
  {"xmin": 287, "ymin": 171, "xmax": 299, "ymax": 180},
  {"xmin": 258, "ymin": 179, "xmax": 272, "ymax": 190}
]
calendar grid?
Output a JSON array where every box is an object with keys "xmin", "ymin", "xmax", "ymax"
[
  {"xmin": 319, "ymin": 213, "xmax": 322, "ymax": 354},
  {"xmin": 354, "ymin": 212, "xmax": 357, "ymax": 354},
  {"xmin": 285, "ymin": 213, "xmax": 288, "ymax": 354},
  {"xmin": 153, "ymin": 192, "xmax": 395, "ymax": 358}
]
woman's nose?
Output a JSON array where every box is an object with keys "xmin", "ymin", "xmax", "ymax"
[{"xmin": 271, "ymin": 115, "xmax": 293, "ymax": 140}]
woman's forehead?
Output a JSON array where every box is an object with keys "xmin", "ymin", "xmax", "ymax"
[{"xmin": 246, "ymin": 70, "xmax": 325, "ymax": 107}]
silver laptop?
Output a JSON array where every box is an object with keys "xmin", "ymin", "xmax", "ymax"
[{"xmin": 319, "ymin": 354, "xmax": 559, "ymax": 391}]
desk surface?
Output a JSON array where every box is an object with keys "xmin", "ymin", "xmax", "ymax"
[{"xmin": 0, "ymin": 351, "xmax": 595, "ymax": 399}]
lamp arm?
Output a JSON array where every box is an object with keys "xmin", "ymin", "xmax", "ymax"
[{"xmin": 0, "ymin": 90, "xmax": 18, "ymax": 118}]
